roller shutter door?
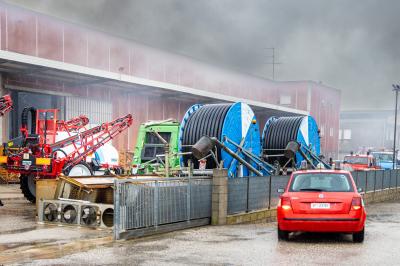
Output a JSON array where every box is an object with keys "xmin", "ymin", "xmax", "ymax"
[{"xmin": 65, "ymin": 97, "xmax": 112, "ymax": 125}]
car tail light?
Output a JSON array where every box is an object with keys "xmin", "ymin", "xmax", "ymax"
[
  {"xmin": 280, "ymin": 196, "xmax": 292, "ymax": 210},
  {"xmin": 351, "ymin": 197, "xmax": 363, "ymax": 210}
]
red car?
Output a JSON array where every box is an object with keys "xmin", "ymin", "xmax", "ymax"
[
  {"xmin": 277, "ymin": 170, "xmax": 366, "ymax": 242},
  {"xmin": 342, "ymin": 154, "xmax": 380, "ymax": 171}
]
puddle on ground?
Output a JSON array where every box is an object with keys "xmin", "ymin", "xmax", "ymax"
[
  {"xmin": 0, "ymin": 236, "xmax": 113, "ymax": 264},
  {"xmin": 0, "ymin": 226, "xmax": 38, "ymax": 235},
  {"xmin": 0, "ymin": 208, "xmax": 35, "ymax": 216},
  {"xmin": 0, "ymin": 239, "xmax": 54, "ymax": 252},
  {"xmin": 367, "ymin": 213, "xmax": 400, "ymax": 223},
  {"xmin": 127, "ymin": 244, "xmax": 169, "ymax": 252}
]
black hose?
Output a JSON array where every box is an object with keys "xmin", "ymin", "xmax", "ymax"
[
  {"xmin": 263, "ymin": 116, "xmax": 304, "ymax": 165},
  {"xmin": 181, "ymin": 104, "xmax": 231, "ymax": 169},
  {"xmin": 52, "ymin": 148, "xmax": 68, "ymax": 158}
]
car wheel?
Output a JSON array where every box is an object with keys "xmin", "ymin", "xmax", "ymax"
[
  {"xmin": 353, "ymin": 228, "xmax": 365, "ymax": 243},
  {"xmin": 278, "ymin": 227, "xmax": 289, "ymax": 241}
]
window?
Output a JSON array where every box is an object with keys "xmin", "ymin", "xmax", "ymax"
[
  {"xmin": 344, "ymin": 156, "xmax": 368, "ymax": 165},
  {"xmin": 280, "ymin": 95, "xmax": 291, "ymax": 105},
  {"xmin": 387, "ymin": 130, "xmax": 393, "ymax": 141},
  {"xmin": 330, "ymin": 127, "xmax": 334, "ymax": 137},
  {"xmin": 339, "ymin": 129, "xmax": 343, "ymax": 140},
  {"xmin": 141, "ymin": 132, "xmax": 172, "ymax": 162},
  {"xmin": 289, "ymin": 173, "xmax": 353, "ymax": 192},
  {"xmin": 371, "ymin": 152, "xmax": 393, "ymax": 163},
  {"xmin": 343, "ymin": 129, "xmax": 352, "ymax": 140},
  {"xmin": 145, "ymin": 132, "xmax": 171, "ymax": 144},
  {"xmin": 320, "ymin": 125, "xmax": 325, "ymax": 137},
  {"xmin": 66, "ymin": 97, "xmax": 112, "ymax": 125}
]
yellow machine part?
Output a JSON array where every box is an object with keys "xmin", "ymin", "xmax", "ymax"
[
  {"xmin": 0, "ymin": 156, "xmax": 7, "ymax": 164},
  {"xmin": 36, "ymin": 158, "xmax": 51, "ymax": 165}
]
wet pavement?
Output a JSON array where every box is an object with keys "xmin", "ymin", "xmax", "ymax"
[
  {"xmin": 1, "ymin": 184, "xmax": 400, "ymax": 265},
  {"xmin": 0, "ymin": 185, "xmax": 111, "ymax": 265}
]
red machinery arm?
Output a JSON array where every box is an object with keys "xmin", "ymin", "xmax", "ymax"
[
  {"xmin": 57, "ymin": 115, "xmax": 89, "ymax": 131},
  {"xmin": 0, "ymin": 94, "xmax": 13, "ymax": 116},
  {"xmin": 52, "ymin": 114, "xmax": 133, "ymax": 171}
]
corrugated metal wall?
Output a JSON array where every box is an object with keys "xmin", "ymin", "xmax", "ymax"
[
  {"xmin": 65, "ymin": 97, "xmax": 112, "ymax": 125},
  {"xmin": 0, "ymin": 2, "xmax": 341, "ymax": 157},
  {"xmin": 0, "ymin": 2, "xmax": 340, "ymax": 114}
]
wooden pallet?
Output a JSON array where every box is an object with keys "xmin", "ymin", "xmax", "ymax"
[
  {"xmin": 119, "ymin": 150, "xmax": 134, "ymax": 170},
  {"xmin": 0, "ymin": 168, "xmax": 19, "ymax": 184}
]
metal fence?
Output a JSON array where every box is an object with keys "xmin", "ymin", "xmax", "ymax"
[
  {"xmin": 227, "ymin": 169, "xmax": 400, "ymax": 215},
  {"xmin": 114, "ymin": 176, "xmax": 212, "ymax": 240},
  {"xmin": 228, "ymin": 175, "xmax": 290, "ymax": 215},
  {"xmin": 352, "ymin": 169, "xmax": 400, "ymax": 192},
  {"xmin": 113, "ymin": 169, "xmax": 400, "ymax": 238}
]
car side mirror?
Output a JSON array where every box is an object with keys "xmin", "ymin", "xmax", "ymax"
[
  {"xmin": 277, "ymin": 188, "xmax": 285, "ymax": 193},
  {"xmin": 357, "ymin": 187, "xmax": 363, "ymax": 193}
]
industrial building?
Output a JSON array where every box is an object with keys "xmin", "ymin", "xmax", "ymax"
[
  {"xmin": 339, "ymin": 110, "xmax": 395, "ymax": 159},
  {"xmin": 0, "ymin": 2, "xmax": 340, "ymax": 159}
]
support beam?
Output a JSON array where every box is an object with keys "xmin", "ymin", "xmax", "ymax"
[
  {"xmin": 67, "ymin": 78, "xmax": 108, "ymax": 87},
  {"xmin": 15, "ymin": 66, "xmax": 48, "ymax": 76},
  {"xmin": 0, "ymin": 50, "xmax": 309, "ymax": 116}
]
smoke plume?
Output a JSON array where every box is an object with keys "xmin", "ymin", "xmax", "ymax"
[{"xmin": 4, "ymin": 0, "xmax": 400, "ymax": 110}]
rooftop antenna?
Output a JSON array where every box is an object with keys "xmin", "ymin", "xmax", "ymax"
[{"xmin": 264, "ymin": 47, "xmax": 282, "ymax": 81}]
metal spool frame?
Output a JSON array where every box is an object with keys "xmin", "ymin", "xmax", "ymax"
[
  {"xmin": 262, "ymin": 116, "xmax": 321, "ymax": 167},
  {"xmin": 179, "ymin": 102, "xmax": 261, "ymax": 177}
]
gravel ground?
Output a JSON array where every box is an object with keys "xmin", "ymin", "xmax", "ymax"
[{"xmin": 2, "ymin": 184, "xmax": 400, "ymax": 265}]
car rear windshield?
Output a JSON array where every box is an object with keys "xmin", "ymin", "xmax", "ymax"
[{"xmin": 289, "ymin": 173, "xmax": 354, "ymax": 192}]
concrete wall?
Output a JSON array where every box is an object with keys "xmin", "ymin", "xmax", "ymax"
[{"xmin": 339, "ymin": 110, "xmax": 394, "ymax": 159}]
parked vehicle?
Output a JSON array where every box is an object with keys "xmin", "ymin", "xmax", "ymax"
[
  {"xmin": 131, "ymin": 119, "xmax": 180, "ymax": 175},
  {"xmin": 342, "ymin": 154, "xmax": 380, "ymax": 171},
  {"xmin": 277, "ymin": 170, "xmax": 366, "ymax": 242},
  {"xmin": 1, "ymin": 108, "xmax": 133, "ymax": 202},
  {"xmin": 371, "ymin": 151, "xmax": 396, "ymax": 170}
]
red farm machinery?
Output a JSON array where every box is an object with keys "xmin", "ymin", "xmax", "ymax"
[
  {"xmin": 0, "ymin": 94, "xmax": 13, "ymax": 116},
  {"xmin": 1, "ymin": 107, "xmax": 133, "ymax": 202}
]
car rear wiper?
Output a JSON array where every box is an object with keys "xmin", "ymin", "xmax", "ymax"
[{"xmin": 299, "ymin": 188, "xmax": 325, "ymax": 191}]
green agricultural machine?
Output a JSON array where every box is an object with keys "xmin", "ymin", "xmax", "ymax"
[{"xmin": 131, "ymin": 119, "xmax": 181, "ymax": 175}]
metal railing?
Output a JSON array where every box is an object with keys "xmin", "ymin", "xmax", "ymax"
[
  {"xmin": 114, "ymin": 169, "xmax": 400, "ymax": 238},
  {"xmin": 227, "ymin": 175, "xmax": 290, "ymax": 215},
  {"xmin": 114, "ymin": 176, "xmax": 212, "ymax": 240},
  {"xmin": 352, "ymin": 169, "xmax": 400, "ymax": 192},
  {"xmin": 227, "ymin": 169, "xmax": 400, "ymax": 215}
]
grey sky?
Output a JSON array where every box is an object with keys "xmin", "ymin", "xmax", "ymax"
[{"xmin": 4, "ymin": 0, "xmax": 400, "ymax": 111}]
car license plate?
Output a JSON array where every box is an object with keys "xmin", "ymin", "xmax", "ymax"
[{"xmin": 311, "ymin": 203, "xmax": 330, "ymax": 209}]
